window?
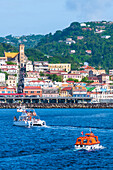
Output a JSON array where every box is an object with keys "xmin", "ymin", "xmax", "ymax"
[
  {"xmin": 78, "ymin": 139, "xmax": 81, "ymax": 142},
  {"xmin": 2, "ymin": 91, "xmax": 5, "ymax": 93},
  {"xmin": 37, "ymin": 91, "xmax": 40, "ymax": 93},
  {"xmin": 8, "ymin": 91, "xmax": 11, "ymax": 93},
  {"xmin": 83, "ymin": 139, "xmax": 87, "ymax": 143},
  {"xmin": 25, "ymin": 91, "xmax": 28, "ymax": 93},
  {"xmin": 89, "ymin": 140, "xmax": 92, "ymax": 143},
  {"xmin": 31, "ymin": 91, "xmax": 34, "ymax": 93}
]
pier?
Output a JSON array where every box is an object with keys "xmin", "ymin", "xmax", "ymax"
[{"xmin": 0, "ymin": 96, "xmax": 92, "ymax": 104}]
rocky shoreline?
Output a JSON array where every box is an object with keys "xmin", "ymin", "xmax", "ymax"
[{"xmin": 0, "ymin": 103, "xmax": 113, "ymax": 109}]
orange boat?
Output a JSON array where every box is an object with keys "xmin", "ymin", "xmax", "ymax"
[{"xmin": 75, "ymin": 132, "xmax": 102, "ymax": 150}]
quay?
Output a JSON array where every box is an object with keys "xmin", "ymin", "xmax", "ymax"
[
  {"xmin": 0, "ymin": 103, "xmax": 113, "ymax": 109},
  {"xmin": 0, "ymin": 96, "xmax": 113, "ymax": 108},
  {"xmin": 0, "ymin": 96, "xmax": 92, "ymax": 104}
]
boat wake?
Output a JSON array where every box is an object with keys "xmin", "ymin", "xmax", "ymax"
[{"xmin": 48, "ymin": 125, "xmax": 113, "ymax": 131}]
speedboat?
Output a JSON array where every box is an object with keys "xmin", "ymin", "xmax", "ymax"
[
  {"xmin": 74, "ymin": 132, "xmax": 102, "ymax": 151},
  {"xmin": 17, "ymin": 105, "xmax": 26, "ymax": 112},
  {"xmin": 13, "ymin": 109, "xmax": 46, "ymax": 127}
]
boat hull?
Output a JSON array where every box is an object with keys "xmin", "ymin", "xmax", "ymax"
[
  {"xmin": 75, "ymin": 144, "xmax": 101, "ymax": 151},
  {"xmin": 13, "ymin": 120, "xmax": 46, "ymax": 127}
]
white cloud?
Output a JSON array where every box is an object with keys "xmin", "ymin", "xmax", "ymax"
[{"xmin": 66, "ymin": 0, "xmax": 113, "ymax": 21}]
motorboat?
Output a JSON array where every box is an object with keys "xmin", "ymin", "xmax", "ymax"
[
  {"xmin": 13, "ymin": 109, "xmax": 46, "ymax": 127},
  {"xmin": 74, "ymin": 132, "xmax": 102, "ymax": 150},
  {"xmin": 17, "ymin": 105, "xmax": 26, "ymax": 112}
]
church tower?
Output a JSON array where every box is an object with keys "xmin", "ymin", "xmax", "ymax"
[{"xmin": 19, "ymin": 44, "xmax": 25, "ymax": 67}]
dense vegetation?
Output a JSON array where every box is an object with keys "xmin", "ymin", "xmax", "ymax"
[
  {"xmin": 0, "ymin": 43, "xmax": 18, "ymax": 56},
  {"xmin": 1, "ymin": 21, "xmax": 113, "ymax": 71},
  {"xmin": 0, "ymin": 34, "xmax": 44, "ymax": 49},
  {"xmin": 34, "ymin": 21, "xmax": 113, "ymax": 71}
]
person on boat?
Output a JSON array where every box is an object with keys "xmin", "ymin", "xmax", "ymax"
[
  {"xmin": 14, "ymin": 116, "xmax": 17, "ymax": 121},
  {"xmin": 33, "ymin": 112, "xmax": 36, "ymax": 116}
]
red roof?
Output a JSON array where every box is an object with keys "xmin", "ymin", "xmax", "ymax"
[
  {"xmin": 27, "ymin": 71, "xmax": 39, "ymax": 73},
  {"xmin": 0, "ymin": 93, "xmax": 25, "ymax": 96},
  {"xmin": 29, "ymin": 80, "xmax": 46, "ymax": 83},
  {"xmin": 88, "ymin": 77, "xmax": 99, "ymax": 80},
  {"xmin": 66, "ymin": 81, "xmax": 74, "ymax": 83},
  {"xmin": 0, "ymin": 87, "xmax": 16, "ymax": 90},
  {"xmin": 85, "ymin": 66, "xmax": 94, "ymax": 70},
  {"xmin": 80, "ymin": 71, "xmax": 88, "ymax": 73},
  {"xmin": 24, "ymin": 86, "xmax": 41, "ymax": 89},
  {"xmin": 61, "ymin": 87, "xmax": 72, "ymax": 91}
]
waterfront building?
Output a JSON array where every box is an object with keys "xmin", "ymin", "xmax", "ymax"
[
  {"xmin": 42, "ymin": 87, "xmax": 59, "ymax": 97},
  {"xmin": 88, "ymin": 91, "xmax": 113, "ymax": 103},
  {"xmin": 48, "ymin": 63, "xmax": 71, "ymax": 72},
  {"xmin": 23, "ymin": 86, "xmax": 42, "ymax": 97},
  {"xmin": 0, "ymin": 87, "xmax": 16, "ymax": 94},
  {"xmin": 60, "ymin": 87, "xmax": 72, "ymax": 97},
  {"xmin": 73, "ymin": 85, "xmax": 87, "ymax": 97}
]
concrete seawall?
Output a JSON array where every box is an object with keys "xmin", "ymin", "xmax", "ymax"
[{"xmin": 0, "ymin": 103, "xmax": 113, "ymax": 109}]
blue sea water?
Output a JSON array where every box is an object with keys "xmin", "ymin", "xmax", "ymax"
[{"xmin": 0, "ymin": 108, "xmax": 113, "ymax": 169}]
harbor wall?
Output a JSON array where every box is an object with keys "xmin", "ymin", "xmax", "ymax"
[{"xmin": 0, "ymin": 103, "xmax": 113, "ymax": 109}]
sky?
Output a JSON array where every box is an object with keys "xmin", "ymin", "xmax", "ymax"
[{"xmin": 0, "ymin": 0, "xmax": 113, "ymax": 36}]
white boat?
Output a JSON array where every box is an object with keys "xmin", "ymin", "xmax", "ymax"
[
  {"xmin": 13, "ymin": 109, "xmax": 46, "ymax": 127},
  {"xmin": 17, "ymin": 105, "xmax": 26, "ymax": 112}
]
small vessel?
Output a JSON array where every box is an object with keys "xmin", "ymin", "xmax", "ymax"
[
  {"xmin": 75, "ymin": 132, "xmax": 102, "ymax": 150},
  {"xmin": 17, "ymin": 105, "xmax": 26, "ymax": 112},
  {"xmin": 13, "ymin": 109, "xmax": 46, "ymax": 127}
]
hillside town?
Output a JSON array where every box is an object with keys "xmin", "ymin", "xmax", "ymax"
[{"xmin": 0, "ymin": 44, "xmax": 113, "ymax": 104}]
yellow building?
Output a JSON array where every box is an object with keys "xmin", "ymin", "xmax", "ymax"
[
  {"xmin": 48, "ymin": 63, "xmax": 71, "ymax": 72},
  {"xmin": 4, "ymin": 52, "xmax": 19, "ymax": 63},
  {"xmin": 2, "ymin": 44, "xmax": 27, "ymax": 67}
]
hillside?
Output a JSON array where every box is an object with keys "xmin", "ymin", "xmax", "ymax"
[
  {"xmin": 0, "ymin": 34, "xmax": 44, "ymax": 49},
  {"xmin": 0, "ymin": 43, "xmax": 18, "ymax": 57},
  {"xmin": 33, "ymin": 21, "xmax": 113, "ymax": 70},
  {"xmin": 1, "ymin": 21, "xmax": 113, "ymax": 71}
]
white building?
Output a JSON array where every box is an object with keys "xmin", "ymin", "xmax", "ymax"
[
  {"xmin": 34, "ymin": 61, "xmax": 49, "ymax": 72},
  {"xmin": 7, "ymin": 68, "xmax": 18, "ymax": 75},
  {"xmin": 26, "ymin": 61, "xmax": 33, "ymax": 72},
  {"xmin": 101, "ymin": 35, "xmax": 111, "ymax": 39},
  {"xmin": 6, "ymin": 75, "xmax": 17, "ymax": 87},
  {"xmin": 25, "ymin": 80, "xmax": 54, "ymax": 88},
  {"xmin": 109, "ymin": 70, "xmax": 113, "ymax": 75},
  {"xmin": 66, "ymin": 38, "xmax": 76, "ymax": 45},
  {"xmin": 0, "ymin": 73, "xmax": 5, "ymax": 82},
  {"xmin": 80, "ymin": 23, "xmax": 86, "ymax": 27}
]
